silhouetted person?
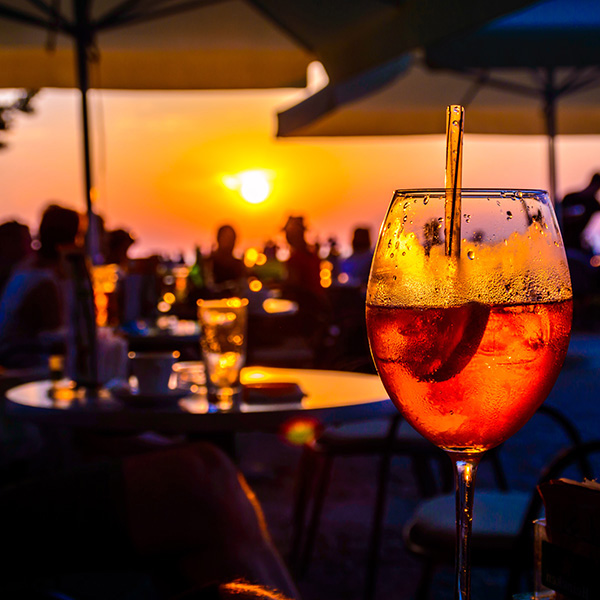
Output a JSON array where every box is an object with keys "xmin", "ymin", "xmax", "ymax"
[
  {"xmin": 0, "ymin": 204, "xmax": 82, "ymax": 367},
  {"xmin": 283, "ymin": 216, "xmax": 323, "ymax": 300},
  {"xmin": 0, "ymin": 442, "xmax": 299, "ymax": 600},
  {"xmin": 282, "ymin": 216, "xmax": 329, "ymax": 363},
  {"xmin": 340, "ymin": 226, "xmax": 373, "ymax": 289},
  {"xmin": 209, "ymin": 224, "xmax": 246, "ymax": 294},
  {"xmin": 252, "ymin": 240, "xmax": 285, "ymax": 285},
  {"xmin": 325, "ymin": 236, "xmax": 341, "ymax": 279},
  {"xmin": 561, "ymin": 173, "xmax": 600, "ymax": 251},
  {"xmin": 106, "ymin": 228, "xmax": 135, "ymax": 268},
  {"xmin": 0, "ymin": 220, "xmax": 32, "ymax": 297}
]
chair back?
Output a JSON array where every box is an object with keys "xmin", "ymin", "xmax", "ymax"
[{"xmin": 508, "ymin": 417, "xmax": 595, "ymax": 593}]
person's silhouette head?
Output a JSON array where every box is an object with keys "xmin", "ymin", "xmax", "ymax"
[
  {"xmin": 0, "ymin": 220, "xmax": 32, "ymax": 266},
  {"xmin": 107, "ymin": 228, "xmax": 135, "ymax": 264},
  {"xmin": 351, "ymin": 227, "xmax": 371, "ymax": 253},
  {"xmin": 216, "ymin": 225, "xmax": 237, "ymax": 254},
  {"xmin": 38, "ymin": 204, "xmax": 81, "ymax": 259},
  {"xmin": 283, "ymin": 216, "xmax": 307, "ymax": 249}
]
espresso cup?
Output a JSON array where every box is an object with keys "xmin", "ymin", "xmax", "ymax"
[{"xmin": 129, "ymin": 351, "xmax": 177, "ymax": 395}]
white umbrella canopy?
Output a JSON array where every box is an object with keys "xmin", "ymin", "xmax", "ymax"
[
  {"xmin": 277, "ymin": 0, "xmax": 600, "ymax": 202},
  {"xmin": 0, "ymin": 0, "xmax": 314, "ymax": 90},
  {"xmin": 277, "ymin": 55, "xmax": 600, "ymax": 137}
]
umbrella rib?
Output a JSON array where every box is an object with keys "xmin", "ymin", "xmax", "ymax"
[
  {"xmin": 556, "ymin": 67, "xmax": 600, "ymax": 97},
  {"xmin": 94, "ymin": 0, "xmax": 177, "ymax": 28},
  {"xmin": 95, "ymin": 0, "xmax": 221, "ymax": 31},
  {"xmin": 457, "ymin": 68, "xmax": 541, "ymax": 99},
  {"xmin": 23, "ymin": 0, "xmax": 71, "ymax": 48},
  {"xmin": 459, "ymin": 73, "xmax": 489, "ymax": 107},
  {"xmin": 0, "ymin": 1, "xmax": 70, "ymax": 32},
  {"xmin": 241, "ymin": 1, "xmax": 315, "ymax": 53},
  {"xmin": 24, "ymin": 0, "xmax": 69, "ymax": 26}
]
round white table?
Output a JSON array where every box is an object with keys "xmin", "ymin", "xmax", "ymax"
[{"xmin": 4, "ymin": 366, "xmax": 394, "ymax": 435}]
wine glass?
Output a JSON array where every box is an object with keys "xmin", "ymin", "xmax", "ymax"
[{"xmin": 366, "ymin": 189, "xmax": 572, "ymax": 600}]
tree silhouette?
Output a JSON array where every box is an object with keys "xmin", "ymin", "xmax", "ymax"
[{"xmin": 0, "ymin": 89, "xmax": 39, "ymax": 150}]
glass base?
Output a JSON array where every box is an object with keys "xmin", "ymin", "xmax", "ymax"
[{"xmin": 207, "ymin": 386, "xmax": 242, "ymax": 411}]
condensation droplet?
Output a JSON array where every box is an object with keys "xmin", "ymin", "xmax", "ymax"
[
  {"xmin": 392, "ymin": 275, "xmax": 397, "ymax": 281},
  {"xmin": 467, "ymin": 250, "xmax": 475, "ymax": 260},
  {"xmin": 423, "ymin": 196, "xmax": 429, "ymax": 205},
  {"xmin": 506, "ymin": 211, "xmax": 513, "ymax": 220},
  {"xmin": 464, "ymin": 214, "xmax": 471, "ymax": 223}
]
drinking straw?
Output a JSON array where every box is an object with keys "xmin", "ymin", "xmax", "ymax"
[{"xmin": 445, "ymin": 105, "xmax": 464, "ymax": 259}]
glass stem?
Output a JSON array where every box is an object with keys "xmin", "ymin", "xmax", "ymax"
[{"xmin": 450, "ymin": 452, "xmax": 482, "ymax": 600}]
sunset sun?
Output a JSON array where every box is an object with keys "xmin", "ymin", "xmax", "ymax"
[{"xmin": 223, "ymin": 169, "xmax": 273, "ymax": 204}]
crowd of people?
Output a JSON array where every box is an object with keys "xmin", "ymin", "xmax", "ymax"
[
  {"xmin": 0, "ymin": 204, "xmax": 375, "ymax": 374},
  {"xmin": 6, "ymin": 172, "xmax": 600, "ymax": 376}
]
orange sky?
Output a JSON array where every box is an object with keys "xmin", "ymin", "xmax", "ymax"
[{"xmin": 2, "ymin": 87, "xmax": 600, "ymax": 259}]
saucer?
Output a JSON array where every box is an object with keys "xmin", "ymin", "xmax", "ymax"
[{"xmin": 111, "ymin": 386, "xmax": 188, "ymax": 408}]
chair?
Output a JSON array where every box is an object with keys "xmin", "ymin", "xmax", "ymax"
[
  {"xmin": 403, "ymin": 404, "xmax": 586, "ymax": 600},
  {"xmin": 0, "ymin": 368, "xmax": 47, "ymax": 484},
  {"xmin": 290, "ymin": 411, "xmax": 508, "ymax": 600}
]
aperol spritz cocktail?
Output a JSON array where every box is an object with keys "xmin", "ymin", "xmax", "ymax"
[{"xmin": 366, "ymin": 189, "xmax": 572, "ymax": 599}]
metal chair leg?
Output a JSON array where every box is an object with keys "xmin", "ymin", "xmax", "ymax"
[
  {"xmin": 298, "ymin": 453, "xmax": 334, "ymax": 576},
  {"xmin": 363, "ymin": 438, "xmax": 394, "ymax": 599},
  {"xmin": 290, "ymin": 446, "xmax": 319, "ymax": 570},
  {"xmin": 363, "ymin": 415, "xmax": 402, "ymax": 600}
]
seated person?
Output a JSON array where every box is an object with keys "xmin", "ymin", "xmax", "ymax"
[
  {"xmin": 0, "ymin": 220, "xmax": 32, "ymax": 298},
  {"xmin": 339, "ymin": 227, "xmax": 373, "ymax": 291},
  {"xmin": 208, "ymin": 225, "xmax": 247, "ymax": 296},
  {"xmin": 0, "ymin": 204, "xmax": 83, "ymax": 367},
  {"xmin": 0, "ymin": 442, "xmax": 299, "ymax": 600},
  {"xmin": 281, "ymin": 216, "xmax": 330, "ymax": 363}
]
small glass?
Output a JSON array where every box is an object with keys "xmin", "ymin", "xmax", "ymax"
[{"xmin": 198, "ymin": 297, "xmax": 248, "ymax": 410}]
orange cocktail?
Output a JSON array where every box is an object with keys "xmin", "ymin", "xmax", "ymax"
[
  {"xmin": 367, "ymin": 299, "xmax": 571, "ymax": 452},
  {"xmin": 366, "ymin": 188, "xmax": 572, "ymax": 600}
]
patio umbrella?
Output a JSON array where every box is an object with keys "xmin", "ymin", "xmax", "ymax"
[
  {"xmin": 0, "ymin": 0, "xmax": 538, "ymax": 243},
  {"xmin": 277, "ymin": 0, "xmax": 600, "ymax": 203},
  {"xmin": 0, "ymin": 0, "xmax": 315, "ymax": 254}
]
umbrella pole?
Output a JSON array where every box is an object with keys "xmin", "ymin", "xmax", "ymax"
[
  {"xmin": 74, "ymin": 0, "xmax": 96, "ymax": 258},
  {"xmin": 72, "ymin": 0, "xmax": 99, "ymax": 390}
]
